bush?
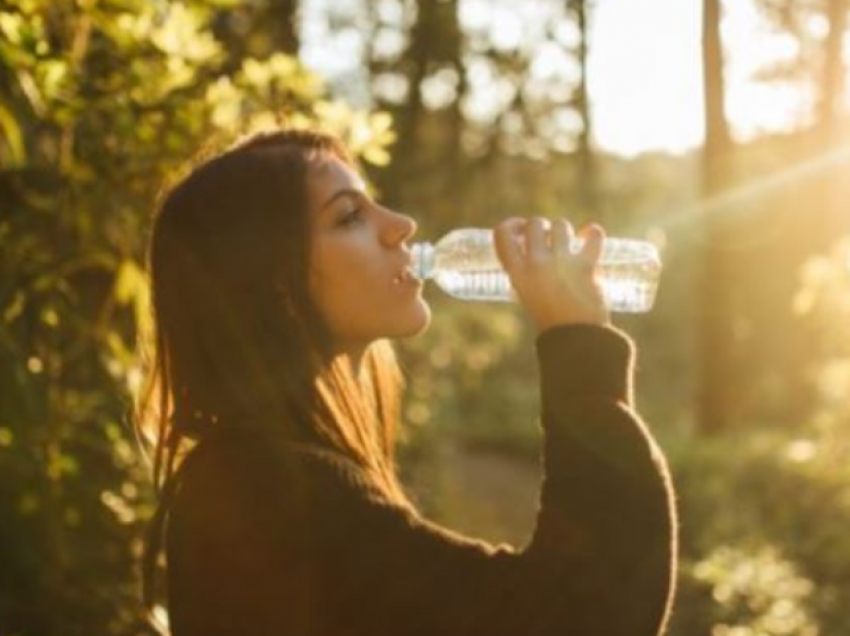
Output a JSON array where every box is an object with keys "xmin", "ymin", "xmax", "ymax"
[
  {"xmin": 0, "ymin": 1, "xmax": 394, "ymax": 632},
  {"xmin": 667, "ymin": 422, "xmax": 850, "ymax": 636}
]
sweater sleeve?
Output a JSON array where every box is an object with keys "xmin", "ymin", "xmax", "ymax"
[
  {"xmin": 166, "ymin": 324, "xmax": 677, "ymax": 636},
  {"xmin": 296, "ymin": 324, "xmax": 677, "ymax": 636}
]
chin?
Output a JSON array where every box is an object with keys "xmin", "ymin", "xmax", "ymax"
[{"xmin": 397, "ymin": 300, "xmax": 432, "ymax": 338}]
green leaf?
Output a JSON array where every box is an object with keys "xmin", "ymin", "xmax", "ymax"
[
  {"xmin": 0, "ymin": 427, "xmax": 14, "ymax": 447},
  {"xmin": 36, "ymin": 59, "xmax": 68, "ymax": 101},
  {"xmin": 201, "ymin": 0, "xmax": 241, "ymax": 7},
  {"xmin": 0, "ymin": 101, "xmax": 26, "ymax": 167},
  {"xmin": 2, "ymin": 291, "xmax": 25, "ymax": 324},
  {"xmin": 362, "ymin": 144, "xmax": 391, "ymax": 167},
  {"xmin": 0, "ymin": 12, "xmax": 24, "ymax": 46},
  {"xmin": 113, "ymin": 259, "xmax": 146, "ymax": 306}
]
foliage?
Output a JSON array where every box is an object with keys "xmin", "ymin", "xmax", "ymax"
[
  {"xmin": 0, "ymin": 1, "xmax": 394, "ymax": 633},
  {"xmin": 666, "ymin": 418, "xmax": 850, "ymax": 636},
  {"xmin": 398, "ymin": 297, "xmax": 535, "ymax": 452},
  {"xmin": 665, "ymin": 247, "xmax": 850, "ymax": 635},
  {"xmin": 793, "ymin": 238, "xmax": 850, "ymax": 420},
  {"xmin": 678, "ymin": 544, "xmax": 820, "ymax": 636}
]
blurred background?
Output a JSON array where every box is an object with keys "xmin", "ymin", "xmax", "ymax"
[{"xmin": 2, "ymin": 0, "xmax": 850, "ymax": 634}]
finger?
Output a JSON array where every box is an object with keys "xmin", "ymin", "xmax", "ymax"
[
  {"xmin": 496, "ymin": 216, "xmax": 526, "ymax": 234},
  {"xmin": 494, "ymin": 217, "xmax": 527, "ymax": 246},
  {"xmin": 493, "ymin": 218, "xmax": 527, "ymax": 272},
  {"xmin": 578, "ymin": 223, "xmax": 606, "ymax": 266},
  {"xmin": 550, "ymin": 219, "xmax": 567, "ymax": 259},
  {"xmin": 526, "ymin": 216, "xmax": 551, "ymax": 263},
  {"xmin": 550, "ymin": 218, "xmax": 568, "ymax": 259},
  {"xmin": 551, "ymin": 218, "xmax": 575, "ymax": 260}
]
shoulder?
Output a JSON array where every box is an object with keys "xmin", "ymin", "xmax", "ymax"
[
  {"xmin": 169, "ymin": 430, "xmax": 375, "ymax": 522},
  {"xmin": 173, "ymin": 432, "xmax": 281, "ymax": 503},
  {"xmin": 164, "ymin": 433, "xmax": 326, "ymax": 633},
  {"xmin": 168, "ymin": 433, "xmax": 305, "ymax": 539}
]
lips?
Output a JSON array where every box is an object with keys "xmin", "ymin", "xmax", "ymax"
[
  {"xmin": 393, "ymin": 267, "xmax": 414, "ymax": 285},
  {"xmin": 392, "ymin": 261, "xmax": 422, "ymax": 287},
  {"xmin": 391, "ymin": 256, "xmax": 413, "ymax": 282}
]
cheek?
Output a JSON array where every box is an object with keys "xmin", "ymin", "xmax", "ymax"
[
  {"xmin": 311, "ymin": 237, "xmax": 377, "ymax": 298},
  {"xmin": 308, "ymin": 254, "xmax": 368, "ymax": 325}
]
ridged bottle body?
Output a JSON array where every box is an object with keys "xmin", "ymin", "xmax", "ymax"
[{"xmin": 411, "ymin": 228, "xmax": 661, "ymax": 313}]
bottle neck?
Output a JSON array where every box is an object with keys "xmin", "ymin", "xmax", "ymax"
[{"xmin": 410, "ymin": 242, "xmax": 435, "ymax": 280}]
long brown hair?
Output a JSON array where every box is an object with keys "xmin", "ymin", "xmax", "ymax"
[{"xmin": 134, "ymin": 128, "xmax": 412, "ymax": 614}]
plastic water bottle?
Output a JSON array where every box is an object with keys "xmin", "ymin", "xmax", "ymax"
[{"xmin": 410, "ymin": 227, "xmax": 661, "ymax": 313}]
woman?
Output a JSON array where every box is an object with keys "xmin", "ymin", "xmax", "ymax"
[{"xmin": 136, "ymin": 128, "xmax": 677, "ymax": 636}]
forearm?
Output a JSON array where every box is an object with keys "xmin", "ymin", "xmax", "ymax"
[{"xmin": 534, "ymin": 323, "xmax": 678, "ymax": 636}]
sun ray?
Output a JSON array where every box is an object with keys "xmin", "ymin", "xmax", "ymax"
[{"xmin": 631, "ymin": 142, "xmax": 850, "ymax": 241}]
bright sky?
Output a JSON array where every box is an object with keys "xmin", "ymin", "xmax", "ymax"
[
  {"xmin": 301, "ymin": 0, "xmax": 848, "ymax": 158},
  {"xmin": 590, "ymin": 0, "xmax": 828, "ymax": 157},
  {"xmin": 588, "ymin": 0, "xmax": 703, "ymax": 156}
]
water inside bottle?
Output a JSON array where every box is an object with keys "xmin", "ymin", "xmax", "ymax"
[
  {"xmin": 435, "ymin": 261, "xmax": 658, "ymax": 313},
  {"xmin": 418, "ymin": 227, "xmax": 661, "ymax": 312}
]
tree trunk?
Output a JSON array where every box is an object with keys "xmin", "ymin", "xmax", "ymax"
[
  {"xmin": 273, "ymin": 0, "xmax": 299, "ymax": 54},
  {"xmin": 375, "ymin": 0, "xmax": 434, "ymax": 208},
  {"xmin": 697, "ymin": 0, "xmax": 735, "ymax": 435},
  {"xmin": 570, "ymin": 0, "xmax": 597, "ymax": 217}
]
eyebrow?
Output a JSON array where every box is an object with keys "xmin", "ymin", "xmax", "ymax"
[{"xmin": 319, "ymin": 187, "xmax": 368, "ymax": 213}]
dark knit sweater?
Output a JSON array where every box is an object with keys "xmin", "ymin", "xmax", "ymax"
[{"xmin": 165, "ymin": 324, "xmax": 677, "ymax": 636}]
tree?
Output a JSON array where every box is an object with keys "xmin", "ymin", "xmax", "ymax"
[
  {"xmin": 347, "ymin": 0, "xmax": 599, "ymax": 232},
  {"xmin": 364, "ymin": 0, "xmax": 468, "ymax": 222},
  {"xmin": 0, "ymin": 1, "xmax": 392, "ymax": 632},
  {"xmin": 697, "ymin": 0, "xmax": 736, "ymax": 434},
  {"xmin": 566, "ymin": 0, "xmax": 598, "ymax": 217},
  {"xmin": 212, "ymin": 0, "xmax": 301, "ymax": 68}
]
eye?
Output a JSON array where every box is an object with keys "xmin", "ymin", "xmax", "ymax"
[{"xmin": 339, "ymin": 206, "xmax": 363, "ymax": 226}]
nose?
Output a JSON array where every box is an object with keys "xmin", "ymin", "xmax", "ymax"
[{"xmin": 380, "ymin": 206, "xmax": 418, "ymax": 246}]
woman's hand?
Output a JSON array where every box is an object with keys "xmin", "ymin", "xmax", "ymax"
[{"xmin": 493, "ymin": 216, "xmax": 610, "ymax": 332}]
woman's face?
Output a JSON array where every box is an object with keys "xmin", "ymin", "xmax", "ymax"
[{"xmin": 306, "ymin": 155, "xmax": 431, "ymax": 352}]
